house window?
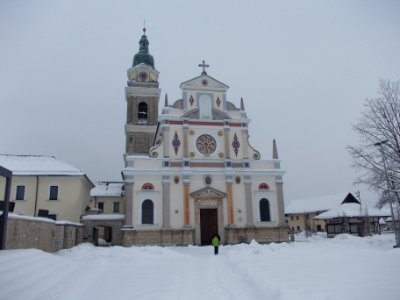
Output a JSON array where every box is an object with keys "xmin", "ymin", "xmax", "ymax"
[
  {"xmin": 290, "ymin": 216, "xmax": 293, "ymax": 221},
  {"xmin": 113, "ymin": 202, "xmax": 120, "ymax": 213},
  {"xmin": 305, "ymin": 214, "xmax": 309, "ymax": 220},
  {"xmin": 138, "ymin": 102, "xmax": 148, "ymax": 119},
  {"xmin": 142, "ymin": 199, "xmax": 154, "ymax": 224},
  {"xmin": 98, "ymin": 202, "xmax": 104, "ymax": 211},
  {"xmin": 47, "ymin": 214, "xmax": 57, "ymax": 221},
  {"xmin": 16, "ymin": 185, "xmax": 25, "ymax": 200},
  {"xmin": 259, "ymin": 198, "xmax": 271, "ymax": 222},
  {"xmin": 49, "ymin": 186, "xmax": 59, "ymax": 200},
  {"xmin": 296, "ymin": 215, "xmax": 299, "ymax": 221},
  {"xmin": 297, "ymin": 226, "xmax": 300, "ymax": 231}
]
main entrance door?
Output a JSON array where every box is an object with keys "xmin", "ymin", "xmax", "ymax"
[{"xmin": 200, "ymin": 209, "xmax": 218, "ymax": 245}]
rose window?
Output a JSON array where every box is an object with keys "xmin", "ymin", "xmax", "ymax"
[{"xmin": 196, "ymin": 134, "xmax": 217, "ymax": 154}]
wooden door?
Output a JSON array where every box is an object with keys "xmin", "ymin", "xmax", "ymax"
[{"xmin": 200, "ymin": 209, "xmax": 218, "ymax": 245}]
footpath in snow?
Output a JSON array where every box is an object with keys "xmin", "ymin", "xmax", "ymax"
[{"xmin": 0, "ymin": 233, "xmax": 399, "ymax": 300}]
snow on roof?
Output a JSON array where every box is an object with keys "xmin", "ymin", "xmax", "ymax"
[
  {"xmin": 285, "ymin": 192, "xmax": 350, "ymax": 214},
  {"xmin": 90, "ymin": 182, "xmax": 124, "ymax": 197},
  {"xmin": 314, "ymin": 203, "xmax": 391, "ymax": 219},
  {"xmin": 81, "ymin": 214, "xmax": 125, "ymax": 221},
  {"xmin": 0, "ymin": 154, "xmax": 84, "ymax": 176}
]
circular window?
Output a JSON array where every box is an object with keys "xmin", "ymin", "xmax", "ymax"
[{"xmin": 196, "ymin": 134, "xmax": 217, "ymax": 154}]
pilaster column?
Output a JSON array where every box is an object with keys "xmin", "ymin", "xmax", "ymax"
[
  {"xmin": 226, "ymin": 179, "xmax": 234, "ymax": 225},
  {"xmin": 275, "ymin": 178, "xmax": 285, "ymax": 226},
  {"xmin": 163, "ymin": 124, "xmax": 170, "ymax": 158},
  {"xmin": 224, "ymin": 125, "xmax": 230, "ymax": 159},
  {"xmin": 244, "ymin": 175, "xmax": 254, "ymax": 226},
  {"xmin": 162, "ymin": 175, "xmax": 171, "ymax": 228},
  {"xmin": 183, "ymin": 120, "xmax": 189, "ymax": 158},
  {"xmin": 242, "ymin": 129, "xmax": 249, "ymax": 159},
  {"xmin": 183, "ymin": 176, "xmax": 190, "ymax": 226},
  {"xmin": 124, "ymin": 179, "xmax": 134, "ymax": 227}
]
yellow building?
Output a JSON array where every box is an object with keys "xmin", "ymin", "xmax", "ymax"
[
  {"xmin": 285, "ymin": 193, "xmax": 359, "ymax": 234},
  {"xmin": 0, "ymin": 155, "xmax": 94, "ymax": 223}
]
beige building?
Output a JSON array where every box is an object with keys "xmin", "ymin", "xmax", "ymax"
[
  {"xmin": 285, "ymin": 193, "xmax": 359, "ymax": 233},
  {"xmin": 0, "ymin": 155, "xmax": 94, "ymax": 223},
  {"xmin": 90, "ymin": 182, "xmax": 124, "ymax": 214}
]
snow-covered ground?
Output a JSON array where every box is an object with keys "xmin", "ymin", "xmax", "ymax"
[{"xmin": 1, "ymin": 233, "xmax": 399, "ymax": 300}]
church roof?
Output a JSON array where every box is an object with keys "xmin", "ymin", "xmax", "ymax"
[
  {"xmin": 0, "ymin": 154, "xmax": 85, "ymax": 176},
  {"xmin": 285, "ymin": 192, "xmax": 358, "ymax": 214}
]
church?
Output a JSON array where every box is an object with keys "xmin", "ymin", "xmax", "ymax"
[{"xmin": 85, "ymin": 29, "xmax": 288, "ymax": 246}]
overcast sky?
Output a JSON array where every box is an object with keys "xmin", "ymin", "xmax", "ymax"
[{"xmin": 1, "ymin": 0, "xmax": 400, "ymax": 204}]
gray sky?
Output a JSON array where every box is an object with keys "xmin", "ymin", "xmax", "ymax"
[{"xmin": 1, "ymin": 0, "xmax": 400, "ymax": 204}]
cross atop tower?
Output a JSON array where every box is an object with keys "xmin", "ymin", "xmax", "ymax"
[{"xmin": 198, "ymin": 60, "xmax": 209, "ymax": 75}]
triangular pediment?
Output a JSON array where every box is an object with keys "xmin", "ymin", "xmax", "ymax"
[
  {"xmin": 180, "ymin": 74, "xmax": 229, "ymax": 92},
  {"xmin": 190, "ymin": 186, "xmax": 226, "ymax": 200}
]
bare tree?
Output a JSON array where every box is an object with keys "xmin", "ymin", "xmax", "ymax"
[{"xmin": 348, "ymin": 79, "xmax": 400, "ymax": 208}]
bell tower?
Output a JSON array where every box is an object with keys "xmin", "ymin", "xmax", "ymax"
[{"xmin": 125, "ymin": 28, "xmax": 160, "ymax": 156}]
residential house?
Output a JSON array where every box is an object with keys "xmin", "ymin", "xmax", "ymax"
[{"xmin": 0, "ymin": 155, "xmax": 94, "ymax": 223}]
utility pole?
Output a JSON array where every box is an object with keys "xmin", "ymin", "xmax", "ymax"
[{"xmin": 374, "ymin": 140, "xmax": 400, "ymax": 247}]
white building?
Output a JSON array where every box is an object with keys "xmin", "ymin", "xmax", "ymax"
[{"xmin": 117, "ymin": 30, "xmax": 287, "ymax": 245}]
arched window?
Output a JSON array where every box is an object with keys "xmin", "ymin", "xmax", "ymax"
[
  {"xmin": 259, "ymin": 198, "xmax": 271, "ymax": 222},
  {"xmin": 138, "ymin": 102, "xmax": 148, "ymax": 120},
  {"xmin": 141, "ymin": 183, "xmax": 154, "ymax": 190},
  {"xmin": 258, "ymin": 183, "xmax": 269, "ymax": 190},
  {"xmin": 142, "ymin": 199, "xmax": 154, "ymax": 224}
]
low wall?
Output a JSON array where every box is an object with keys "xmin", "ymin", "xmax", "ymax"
[
  {"xmin": 225, "ymin": 226, "xmax": 289, "ymax": 244},
  {"xmin": 4, "ymin": 214, "xmax": 83, "ymax": 252},
  {"xmin": 122, "ymin": 228, "xmax": 195, "ymax": 246},
  {"xmin": 81, "ymin": 218, "xmax": 125, "ymax": 245}
]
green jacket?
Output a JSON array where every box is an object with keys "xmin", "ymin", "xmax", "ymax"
[{"xmin": 212, "ymin": 236, "xmax": 220, "ymax": 246}]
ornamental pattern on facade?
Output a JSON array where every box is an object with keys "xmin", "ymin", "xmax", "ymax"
[
  {"xmin": 232, "ymin": 133, "xmax": 240, "ymax": 156},
  {"xmin": 196, "ymin": 134, "xmax": 217, "ymax": 154},
  {"xmin": 172, "ymin": 131, "xmax": 181, "ymax": 155}
]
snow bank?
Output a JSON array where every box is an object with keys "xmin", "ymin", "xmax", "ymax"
[{"xmin": 0, "ymin": 234, "xmax": 399, "ymax": 300}]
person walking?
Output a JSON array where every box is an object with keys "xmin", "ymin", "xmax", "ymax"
[{"xmin": 211, "ymin": 234, "xmax": 221, "ymax": 255}]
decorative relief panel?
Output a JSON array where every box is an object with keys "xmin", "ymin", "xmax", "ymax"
[
  {"xmin": 232, "ymin": 133, "xmax": 240, "ymax": 157},
  {"xmin": 172, "ymin": 131, "xmax": 181, "ymax": 155}
]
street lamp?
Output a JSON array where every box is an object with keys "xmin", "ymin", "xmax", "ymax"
[{"xmin": 374, "ymin": 140, "xmax": 400, "ymax": 248}]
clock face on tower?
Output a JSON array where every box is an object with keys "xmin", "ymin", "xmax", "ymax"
[{"xmin": 196, "ymin": 134, "xmax": 217, "ymax": 154}]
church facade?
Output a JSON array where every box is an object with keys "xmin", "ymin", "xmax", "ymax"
[{"xmin": 118, "ymin": 30, "xmax": 288, "ymax": 245}]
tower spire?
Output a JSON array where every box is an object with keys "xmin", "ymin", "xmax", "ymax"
[
  {"xmin": 273, "ymin": 139, "xmax": 279, "ymax": 159},
  {"xmin": 240, "ymin": 97, "xmax": 245, "ymax": 110},
  {"xmin": 164, "ymin": 94, "xmax": 169, "ymax": 107},
  {"xmin": 132, "ymin": 26, "xmax": 155, "ymax": 68}
]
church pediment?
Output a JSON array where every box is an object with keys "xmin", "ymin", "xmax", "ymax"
[
  {"xmin": 190, "ymin": 187, "xmax": 226, "ymax": 200},
  {"xmin": 180, "ymin": 75, "xmax": 229, "ymax": 92}
]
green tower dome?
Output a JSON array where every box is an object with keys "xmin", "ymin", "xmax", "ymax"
[{"xmin": 132, "ymin": 29, "xmax": 155, "ymax": 68}]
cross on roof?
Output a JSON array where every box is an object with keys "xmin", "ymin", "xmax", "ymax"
[{"xmin": 198, "ymin": 60, "xmax": 209, "ymax": 75}]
